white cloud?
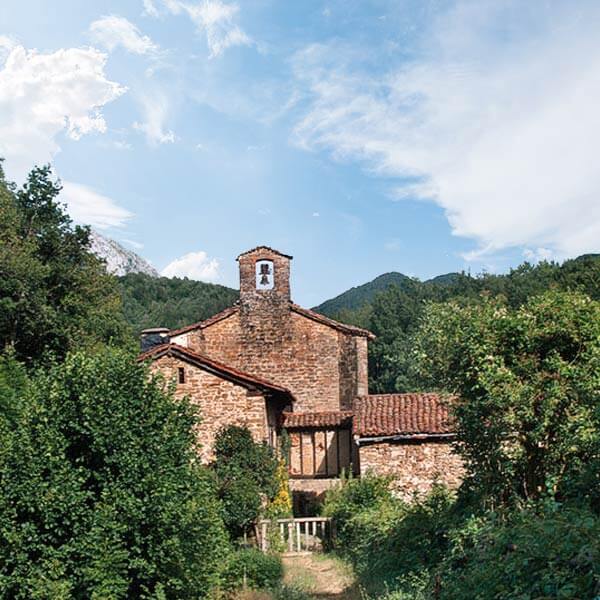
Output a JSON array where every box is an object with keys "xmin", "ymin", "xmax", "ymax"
[
  {"xmin": 151, "ymin": 0, "xmax": 251, "ymax": 57},
  {"xmin": 312, "ymin": 212, "xmax": 320, "ymax": 217},
  {"xmin": 0, "ymin": 44, "xmax": 125, "ymax": 181},
  {"xmin": 61, "ymin": 181, "xmax": 134, "ymax": 230},
  {"xmin": 142, "ymin": 0, "xmax": 160, "ymax": 18},
  {"xmin": 0, "ymin": 35, "xmax": 17, "ymax": 59},
  {"xmin": 523, "ymin": 247, "xmax": 554, "ymax": 263},
  {"xmin": 133, "ymin": 91, "xmax": 176, "ymax": 145},
  {"xmin": 161, "ymin": 250, "xmax": 220, "ymax": 281},
  {"xmin": 90, "ymin": 15, "xmax": 159, "ymax": 55},
  {"xmin": 293, "ymin": 1, "xmax": 600, "ymax": 260}
]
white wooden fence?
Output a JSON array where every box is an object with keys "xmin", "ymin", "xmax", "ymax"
[{"xmin": 258, "ymin": 517, "xmax": 333, "ymax": 555}]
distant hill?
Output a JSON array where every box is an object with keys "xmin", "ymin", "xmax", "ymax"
[
  {"xmin": 314, "ymin": 271, "xmax": 464, "ymax": 316},
  {"xmin": 314, "ymin": 272, "xmax": 413, "ymax": 315},
  {"xmin": 426, "ymin": 272, "xmax": 462, "ymax": 286},
  {"xmin": 314, "ymin": 254, "xmax": 600, "ymax": 318},
  {"xmin": 118, "ymin": 273, "xmax": 238, "ymax": 335},
  {"xmin": 90, "ymin": 230, "xmax": 159, "ymax": 277}
]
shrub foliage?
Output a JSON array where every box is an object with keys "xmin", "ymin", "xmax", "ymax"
[
  {"xmin": 0, "ymin": 348, "xmax": 230, "ymax": 598},
  {"xmin": 212, "ymin": 425, "xmax": 279, "ymax": 538}
]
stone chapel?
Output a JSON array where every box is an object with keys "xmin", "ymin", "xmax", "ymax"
[{"xmin": 138, "ymin": 246, "xmax": 463, "ymax": 511}]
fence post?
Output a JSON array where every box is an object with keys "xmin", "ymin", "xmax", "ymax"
[
  {"xmin": 261, "ymin": 521, "xmax": 268, "ymax": 553},
  {"xmin": 287, "ymin": 522, "xmax": 294, "ymax": 553}
]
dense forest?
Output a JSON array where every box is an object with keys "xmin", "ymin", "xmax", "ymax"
[{"xmin": 118, "ymin": 273, "xmax": 238, "ymax": 334}]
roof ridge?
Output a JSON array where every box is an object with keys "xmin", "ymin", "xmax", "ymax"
[
  {"xmin": 290, "ymin": 303, "xmax": 375, "ymax": 339},
  {"xmin": 237, "ymin": 246, "xmax": 293, "ymax": 260},
  {"xmin": 168, "ymin": 303, "xmax": 239, "ymax": 337},
  {"xmin": 138, "ymin": 342, "xmax": 294, "ymax": 398}
]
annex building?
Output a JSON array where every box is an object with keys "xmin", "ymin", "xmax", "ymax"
[{"xmin": 139, "ymin": 246, "xmax": 463, "ymax": 512}]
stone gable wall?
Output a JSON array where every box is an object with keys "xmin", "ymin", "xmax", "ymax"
[
  {"xmin": 359, "ymin": 440, "xmax": 464, "ymax": 500},
  {"xmin": 170, "ymin": 247, "xmax": 369, "ymax": 413},
  {"xmin": 149, "ymin": 355, "xmax": 268, "ymax": 463},
  {"xmin": 176, "ymin": 310, "xmax": 366, "ymax": 413}
]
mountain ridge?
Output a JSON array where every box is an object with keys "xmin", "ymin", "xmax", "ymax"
[{"xmin": 89, "ymin": 230, "xmax": 159, "ymax": 277}]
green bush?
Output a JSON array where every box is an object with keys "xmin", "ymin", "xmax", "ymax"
[
  {"xmin": 223, "ymin": 548, "xmax": 283, "ymax": 591},
  {"xmin": 324, "ymin": 478, "xmax": 457, "ymax": 595},
  {"xmin": 437, "ymin": 504, "xmax": 600, "ymax": 600},
  {"xmin": 0, "ymin": 348, "xmax": 230, "ymax": 598},
  {"xmin": 212, "ymin": 425, "xmax": 279, "ymax": 538}
]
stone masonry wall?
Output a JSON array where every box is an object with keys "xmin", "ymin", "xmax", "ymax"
[
  {"xmin": 170, "ymin": 248, "xmax": 368, "ymax": 413},
  {"xmin": 150, "ymin": 355, "xmax": 268, "ymax": 463},
  {"xmin": 182, "ymin": 310, "xmax": 356, "ymax": 413},
  {"xmin": 359, "ymin": 440, "xmax": 464, "ymax": 500}
]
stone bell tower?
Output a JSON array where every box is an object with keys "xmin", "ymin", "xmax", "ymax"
[{"xmin": 237, "ymin": 246, "xmax": 293, "ymax": 351}]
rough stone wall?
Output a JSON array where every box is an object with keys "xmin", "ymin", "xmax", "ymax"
[
  {"xmin": 356, "ymin": 337, "xmax": 369, "ymax": 397},
  {"xmin": 149, "ymin": 355, "xmax": 268, "ymax": 463},
  {"xmin": 170, "ymin": 248, "xmax": 369, "ymax": 413},
  {"xmin": 359, "ymin": 440, "xmax": 464, "ymax": 500}
]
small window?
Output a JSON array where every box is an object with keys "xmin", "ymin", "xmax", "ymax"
[{"xmin": 178, "ymin": 367, "xmax": 185, "ymax": 384}]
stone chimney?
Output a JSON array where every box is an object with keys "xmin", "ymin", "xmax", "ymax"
[{"xmin": 140, "ymin": 327, "xmax": 170, "ymax": 351}]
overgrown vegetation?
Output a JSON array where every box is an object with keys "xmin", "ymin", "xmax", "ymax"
[
  {"xmin": 212, "ymin": 425, "xmax": 280, "ymax": 539},
  {"xmin": 0, "ymin": 163, "xmax": 129, "ymax": 365},
  {"xmin": 0, "ymin": 348, "xmax": 230, "ymax": 598},
  {"xmin": 325, "ymin": 288, "xmax": 600, "ymax": 599},
  {"xmin": 326, "ymin": 478, "xmax": 600, "ymax": 599}
]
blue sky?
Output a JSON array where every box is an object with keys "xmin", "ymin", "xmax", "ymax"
[{"xmin": 1, "ymin": 0, "xmax": 599, "ymax": 306}]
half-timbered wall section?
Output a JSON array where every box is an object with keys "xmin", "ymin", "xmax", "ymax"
[{"xmin": 283, "ymin": 411, "xmax": 357, "ymax": 478}]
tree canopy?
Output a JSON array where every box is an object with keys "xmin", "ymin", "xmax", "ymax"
[
  {"xmin": 415, "ymin": 290, "xmax": 600, "ymax": 504},
  {"xmin": 0, "ymin": 164, "xmax": 129, "ymax": 365},
  {"xmin": 0, "ymin": 348, "xmax": 230, "ymax": 598}
]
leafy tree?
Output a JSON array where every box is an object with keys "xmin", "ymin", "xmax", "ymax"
[
  {"xmin": 0, "ymin": 163, "xmax": 129, "ymax": 364},
  {"xmin": 212, "ymin": 426, "xmax": 279, "ymax": 538},
  {"xmin": 0, "ymin": 348, "xmax": 230, "ymax": 598},
  {"xmin": 367, "ymin": 280, "xmax": 425, "ymax": 392},
  {"xmin": 414, "ymin": 290, "xmax": 600, "ymax": 504}
]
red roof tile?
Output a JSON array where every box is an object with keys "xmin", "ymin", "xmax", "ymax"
[
  {"xmin": 282, "ymin": 411, "xmax": 353, "ymax": 429},
  {"xmin": 353, "ymin": 394, "xmax": 455, "ymax": 437},
  {"xmin": 138, "ymin": 343, "xmax": 295, "ymax": 400}
]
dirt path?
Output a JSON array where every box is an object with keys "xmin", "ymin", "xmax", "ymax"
[{"xmin": 282, "ymin": 554, "xmax": 361, "ymax": 599}]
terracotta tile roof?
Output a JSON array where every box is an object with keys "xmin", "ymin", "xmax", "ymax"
[
  {"xmin": 168, "ymin": 304, "xmax": 239, "ymax": 337},
  {"xmin": 353, "ymin": 394, "xmax": 455, "ymax": 437},
  {"xmin": 282, "ymin": 411, "xmax": 354, "ymax": 429},
  {"xmin": 237, "ymin": 246, "xmax": 293, "ymax": 260},
  {"xmin": 138, "ymin": 343, "xmax": 295, "ymax": 400},
  {"xmin": 290, "ymin": 304, "xmax": 375, "ymax": 340}
]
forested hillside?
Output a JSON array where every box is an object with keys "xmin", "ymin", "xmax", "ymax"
[
  {"xmin": 118, "ymin": 273, "xmax": 239, "ymax": 334},
  {"xmin": 314, "ymin": 272, "xmax": 414, "ymax": 314},
  {"xmin": 318, "ymin": 254, "xmax": 600, "ymax": 319},
  {"xmin": 318, "ymin": 254, "xmax": 600, "ymax": 393}
]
